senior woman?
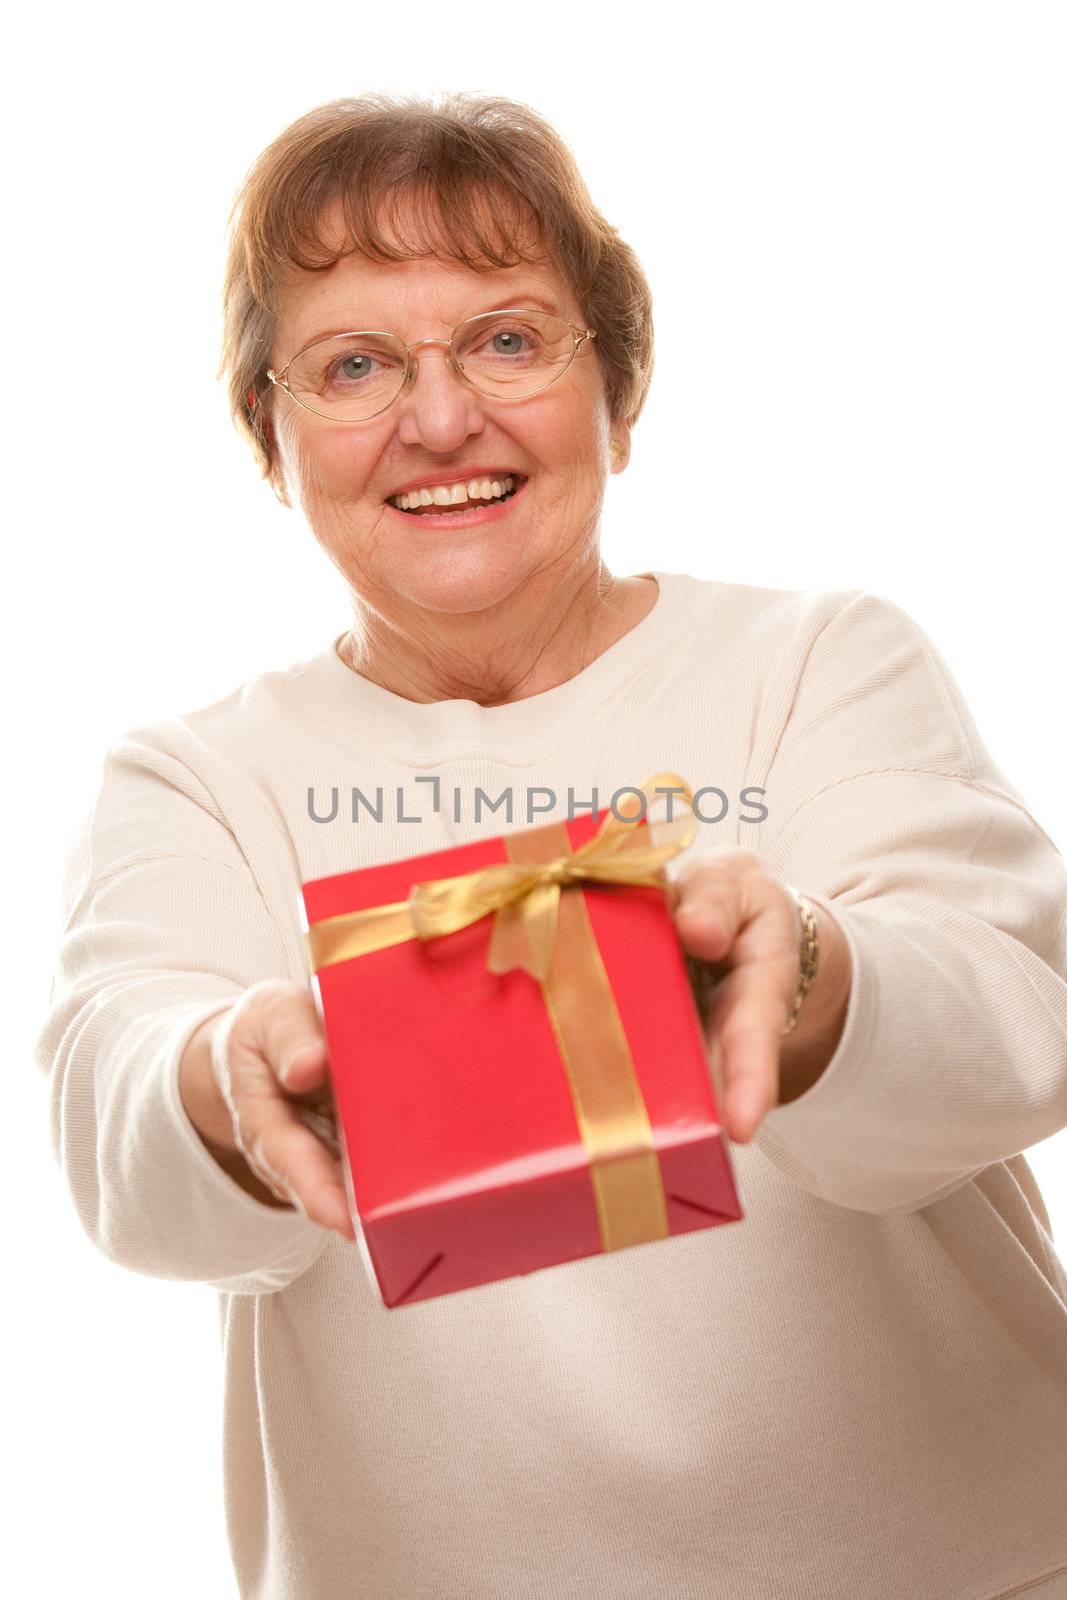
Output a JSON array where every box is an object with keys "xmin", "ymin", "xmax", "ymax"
[{"xmin": 37, "ymin": 93, "xmax": 1067, "ymax": 1600}]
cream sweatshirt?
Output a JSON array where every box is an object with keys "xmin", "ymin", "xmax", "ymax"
[{"xmin": 36, "ymin": 571, "xmax": 1067, "ymax": 1600}]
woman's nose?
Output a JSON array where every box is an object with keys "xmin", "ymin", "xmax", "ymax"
[{"xmin": 394, "ymin": 342, "xmax": 487, "ymax": 448}]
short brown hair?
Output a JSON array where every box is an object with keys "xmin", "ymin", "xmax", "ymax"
[{"xmin": 219, "ymin": 92, "xmax": 655, "ymax": 504}]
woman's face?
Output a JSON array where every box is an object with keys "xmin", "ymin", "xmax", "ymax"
[{"xmin": 267, "ymin": 203, "xmax": 629, "ymax": 619}]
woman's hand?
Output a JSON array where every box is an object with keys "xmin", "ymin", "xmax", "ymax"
[
  {"xmin": 179, "ymin": 979, "xmax": 353, "ymax": 1241},
  {"xmin": 672, "ymin": 850, "xmax": 852, "ymax": 1145}
]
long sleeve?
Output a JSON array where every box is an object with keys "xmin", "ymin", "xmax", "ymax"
[
  {"xmin": 751, "ymin": 590, "xmax": 1067, "ymax": 1216},
  {"xmin": 34, "ymin": 733, "xmax": 328, "ymax": 1294}
]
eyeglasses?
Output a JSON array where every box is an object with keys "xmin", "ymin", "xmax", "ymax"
[{"xmin": 266, "ymin": 308, "xmax": 597, "ymax": 423}]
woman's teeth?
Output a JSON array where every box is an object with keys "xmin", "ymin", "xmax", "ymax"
[{"xmin": 391, "ymin": 475, "xmax": 518, "ymax": 512}]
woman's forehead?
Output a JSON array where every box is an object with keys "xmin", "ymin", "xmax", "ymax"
[
  {"xmin": 275, "ymin": 251, "xmax": 576, "ymax": 351},
  {"xmin": 271, "ymin": 192, "xmax": 574, "ymax": 345}
]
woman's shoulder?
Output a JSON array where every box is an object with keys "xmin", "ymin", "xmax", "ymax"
[
  {"xmin": 673, "ymin": 571, "xmax": 880, "ymax": 655},
  {"xmin": 679, "ymin": 573, "xmax": 968, "ymax": 675},
  {"xmin": 689, "ymin": 577, "xmax": 975, "ymax": 739},
  {"xmin": 674, "ymin": 569, "xmax": 863, "ymax": 617},
  {"xmin": 84, "ymin": 641, "xmax": 344, "ymax": 835},
  {"xmin": 115, "ymin": 639, "xmax": 341, "ymax": 753}
]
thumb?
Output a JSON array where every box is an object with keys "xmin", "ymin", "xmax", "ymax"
[
  {"xmin": 254, "ymin": 986, "xmax": 331, "ymax": 1094},
  {"xmin": 278, "ymin": 1034, "xmax": 330, "ymax": 1094}
]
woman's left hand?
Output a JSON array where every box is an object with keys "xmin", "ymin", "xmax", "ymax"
[{"xmin": 672, "ymin": 850, "xmax": 853, "ymax": 1146}]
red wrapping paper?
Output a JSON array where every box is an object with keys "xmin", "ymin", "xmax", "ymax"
[{"xmin": 301, "ymin": 803, "xmax": 743, "ymax": 1308}]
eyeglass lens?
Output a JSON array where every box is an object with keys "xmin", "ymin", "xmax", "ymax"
[{"xmin": 283, "ymin": 310, "xmax": 578, "ymax": 420}]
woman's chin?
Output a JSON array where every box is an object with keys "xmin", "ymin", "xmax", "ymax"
[
  {"xmin": 314, "ymin": 509, "xmax": 523, "ymax": 612},
  {"xmin": 372, "ymin": 540, "xmax": 540, "ymax": 616}
]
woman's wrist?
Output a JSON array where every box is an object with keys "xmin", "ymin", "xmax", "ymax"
[{"xmin": 776, "ymin": 900, "xmax": 852, "ymax": 1104}]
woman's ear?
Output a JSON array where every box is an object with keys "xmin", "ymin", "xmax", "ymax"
[{"xmin": 268, "ymin": 457, "xmax": 292, "ymax": 509}]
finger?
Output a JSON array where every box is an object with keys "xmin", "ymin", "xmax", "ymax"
[
  {"xmin": 250, "ymin": 1142, "xmax": 353, "ymax": 1241},
  {"xmin": 709, "ymin": 965, "xmax": 792, "ymax": 1141},
  {"xmin": 675, "ymin": 871, "xmax": 801, "ymax": 1142},
  {"xmin": 672, "ymin": 854, "xmax": 765, "ymax": 963},
  {"xmin": 674, "ymin": 886, "xmax": 734, "ymax": 963},
  {"xmin": 252, "ymin": 984, "xmax": 331, "ymax": 1094},
  {"xmin": 707, "ymin": 1037, "xmax": 767, "ymax": 1146},
  {"xmin": 278, "ymin": 1035, "xmax": 330, "ymax": 1095},
  {"xmin": 714, "ymin": 1014, "xmax": 777, "ymax": 1144},
  {"xmin": 237, "ymin": 1096, "xmax": 354, "ymax": 1238},
  {"xmin": 227, "ymin": 1102, "xmax": 320, "ymax": 1203},
  {"xmin": 231, "ymin": 1081, "xmax": 351, "ymax": 1241},
  {"xmin": 683, "ymin": 870, "xmax": 800, "ymax": 993},
  {"xmin": 294, "ymin": 1104, "xmax": 342, "ymax": 1157}
]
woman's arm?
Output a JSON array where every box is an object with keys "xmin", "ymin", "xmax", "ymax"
[
  {"xmin": 739, "ymin": 592, "xmax": 1067, "ymax": 1215},
  {"xmin": 35, "ymin": 738, "xmax": 331, "ymax": 1294},
  {"xmin": 754, "ymin": 774, "xmax": 1067, "ymax": 1215}
]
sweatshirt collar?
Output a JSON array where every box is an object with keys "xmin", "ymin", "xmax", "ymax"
[{"xmin": 293, "ymin": 571, "xmax": 710, "ymax": 759}]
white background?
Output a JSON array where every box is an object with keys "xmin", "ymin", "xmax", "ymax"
[{"xmin": 7, "ymin": 3, "xmax": 1066, "ymax": 1594}]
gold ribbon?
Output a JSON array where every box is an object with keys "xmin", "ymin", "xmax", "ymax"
[{"xmin": 306, "ymin": 772, "xmax": 698, "ymax": 1253}]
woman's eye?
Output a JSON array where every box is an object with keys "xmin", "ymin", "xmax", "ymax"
[
  {"xmin": 491, "ymin": 330, "xmax": 525, "ymax": 354},
  {"xmin": 480, "ymin": 324, "xmax": 540, "ymax": 358},
  {"xmin": 331, "ymin": 353, "xmax": 378, "ymax": 384}
]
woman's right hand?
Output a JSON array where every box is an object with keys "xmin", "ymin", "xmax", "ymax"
[{"xmin": 178, "ymin": 979, "xmax": 354, "ymax": 1240}]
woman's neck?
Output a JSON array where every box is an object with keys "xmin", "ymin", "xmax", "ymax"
[{"xmin": 337, "ymin": 568, "xmax": 659, "ymax": 708}]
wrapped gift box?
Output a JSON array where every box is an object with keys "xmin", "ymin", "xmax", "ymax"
[{"xmin": 300, "ymin": 781, "xmax": 743, "ymax": 1308}]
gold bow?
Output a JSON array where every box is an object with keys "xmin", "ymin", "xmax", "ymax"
[{"xmin": 307, "ymin": 772, "xmax": 698, "ymax": 983}]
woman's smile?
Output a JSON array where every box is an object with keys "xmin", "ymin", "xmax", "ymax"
[{"xmin": 383, "ymin": 472, "xmax": 529, "ymax": 530}]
